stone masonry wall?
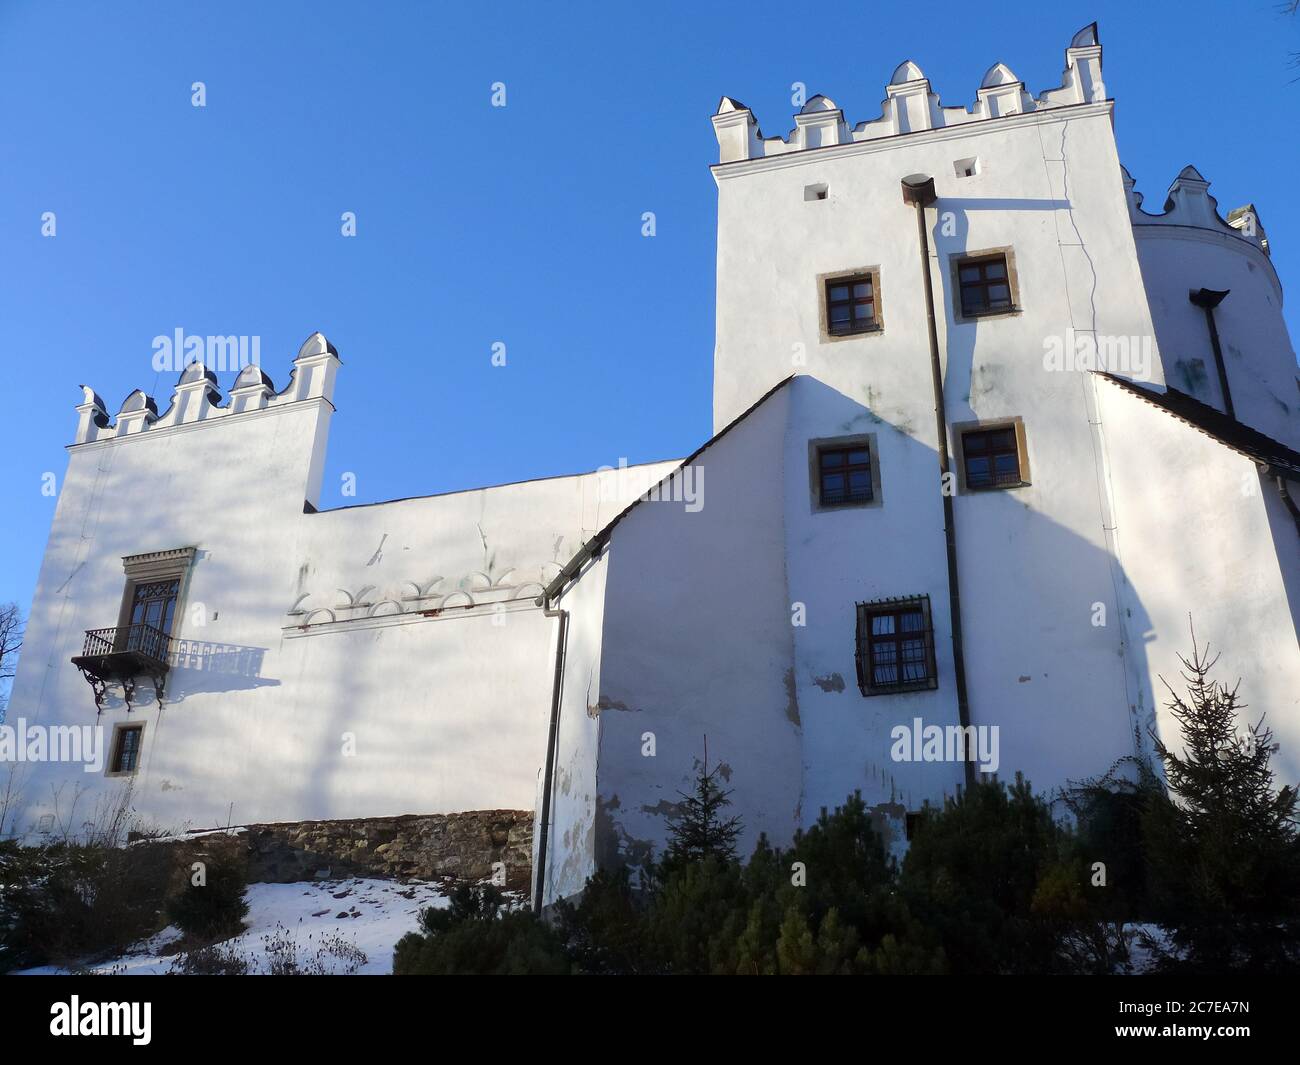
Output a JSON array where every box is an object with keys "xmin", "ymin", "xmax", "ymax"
[{"xmin": 143, "ymin": 810, "xmax": 533, "ymax": 890}]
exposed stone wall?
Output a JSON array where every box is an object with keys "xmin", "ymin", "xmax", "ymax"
[{"xmin": 143, "ymin": 810, "xmax": 533, "ymax": 890}]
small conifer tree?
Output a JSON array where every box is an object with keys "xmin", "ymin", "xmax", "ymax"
[
  {"xmin": 659, "ymin": 743, "xmax": 742, "ymax": 873},
  {"xmin": 1145, "ymin": 623, "xmax": 1300, "ymax": 971}
]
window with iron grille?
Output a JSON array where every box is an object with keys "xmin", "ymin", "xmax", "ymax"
[
  {"xmin": 817, "ymin": 442, "xmax": 873, "ymax": 506},
  {"xmin": 957, "ymin": 253, "xmax": 1013, "ymax": 317},
  {"xmin": 825, "ymin": 272, "xmax": 879, "ymax": 336},
  {"xmin": 109, "ymin": 725, "xmax": 144, "ymax": 774},
  {"xmin": 855, "ymin": 596, "xmax": 937, "ymax": 696},
  {"xmin": 961, "ymin": 425, "xmax": 1023, "ymax": 489}
]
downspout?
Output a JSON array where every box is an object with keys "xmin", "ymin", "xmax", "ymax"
[
  {"xmin": 1274, "ymin": 469, "xmax": 1300, "ymax": 538},
  {"xmin": 532, "ymin": 591, "xmax": 569, "ymax": 915},
  {"xmin": 1189, "ymin": 288, "xmax": 1234, "ymax": 419},
  {"xmin": 901, "ymin": 174, "xmax": 975, "ymax": 790}
]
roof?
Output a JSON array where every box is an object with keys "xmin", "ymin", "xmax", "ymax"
[
  {"xmin": 1094, "ymin": 372, "xmax": 1300, "ymax": 478},
  {"xmin": 540, "ymin": 374, "xmax": 797, "ymax": 602}
]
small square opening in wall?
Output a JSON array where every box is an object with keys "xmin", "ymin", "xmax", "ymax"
[
  {"xmin": 954, "ymin": 157, "xmax": 980, "ymax": 178},
  {"xmin": 804, "ymin": 183, "xmax": 828, "ymax": 201}
]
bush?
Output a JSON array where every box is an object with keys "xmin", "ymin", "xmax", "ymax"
[
  {"xmin": 900, "ymin": 774, "xmax": 1083, "ymax": 974},
  {"xmin": 164, "ymin": 851, "xmax": 249, "ymax": 943},
  {"xmin": 393, "ymin": 884, "xmax": 570, "ymax": 975},
  {"xmin": 0, "ymin": 840, "xmax": 173, "ymax": 970},
  {"xmin": 552, "ymin": 790, "xmax": 943, "ymax": 975}
]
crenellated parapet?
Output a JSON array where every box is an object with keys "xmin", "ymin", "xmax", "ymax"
[
  {"xmin": 72, "ymin": 332, "xmax": 340, "ymax": 445},
  {"xmin": 1122, "ymin": 164, "xmax": 1271, "ymax": 257},
  {"xmin": 712, "ymin": 23, "xmax": 1105, "ymax": 164}
]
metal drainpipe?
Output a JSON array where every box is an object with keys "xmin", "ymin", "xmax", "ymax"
[
  {"xmin": 1275, "ymin": 471, "xmax": 1300, "ymax": 537},
  {"xmin": 1189, "ymin": 288, "xmax": 1234, "ymax": 419},
  {"xmin": 902, "ymin": 174, "xmax": 975, "ymax": 790},
  {"xmin": 532, "ymin": 593, "xmax": 569, "ymax": 915}
]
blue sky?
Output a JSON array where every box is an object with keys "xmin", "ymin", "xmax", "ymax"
[{"xmin": 1, "ymin": 0, "xmax": 1297, "ymax": 624}]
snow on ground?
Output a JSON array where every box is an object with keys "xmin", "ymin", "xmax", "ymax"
[{"xmin": 17, "ymin": 877, "xmax": 450, "ymax": 975}]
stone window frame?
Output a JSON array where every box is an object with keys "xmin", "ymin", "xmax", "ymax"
[
  {"xmin": 817, "ymin": 266, "xmax": 885, "ymax": 342},
  {"xmin": 114, "ymin": 547, "xmax": 196, "ymax": 640},
  {"xmin": 808, "ymin": 433, "xmax": 883, "ymax": 512},
  {"xmin": 949, "ymin": 246, "xmax": 1021, "ymax": 322},
  {"xmin": 105, "ymin": 721, "xmax": 146, "ymax": 778},
  {"xmin": 951, "ymin": 416, "xmax": 1032, "ymax": 493}
]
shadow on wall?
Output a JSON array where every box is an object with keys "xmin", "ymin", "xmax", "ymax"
[
  {"xmin": 588, "ymin": 372, "xmax": 1163, "ymax": 882},
  {"xmin": 166, "ymin": 639, "xmax": 279, "ymax": 702},
  {"xmin": 74, "ymin": 639, "xmax": 279, "ymax": 714}
]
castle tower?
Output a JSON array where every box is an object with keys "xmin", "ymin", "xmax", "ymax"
[{"xmin": 1123, "ymin": 165, "xmax": 1299, "ymax": 448}]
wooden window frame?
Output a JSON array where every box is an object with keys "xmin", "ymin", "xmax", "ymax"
[
  {"xmin": 106, "ymin": 722, "xmax": 146, "ymax": 777},
  {"xmin": 950, "ymin": 247, "xmax": 1020, "ymax": 321},
  {"xmin": 855, "ymin": 595, "xmax": 938, "ymax": 697},
  {"xmin": 808, "ymin": 434, "xmax": 882, "ymax": 512},
  {"xmin": 818, "ymin": 268, "xmax": 883, "ymax": 341},
  {"xmin": 953, "ymin": 417, "xmax": 1031, "ymax": 493}
]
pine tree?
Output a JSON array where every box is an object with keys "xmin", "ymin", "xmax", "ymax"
[
  {"xmin": 659, "ymin": 747, "xmax": 742, "ymax": 872},
  {"xmin": 1146, "ymin": 622, "xmax": 1300, "ymax": 971}
]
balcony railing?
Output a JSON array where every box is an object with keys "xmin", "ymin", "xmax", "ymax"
[
  {"xmin": 79, "ymin": 622, "xmax": 171, "ymax": 664},
  {"xmin": 71, "ymin": 623, "xmax": 172, "ymax": 712}
]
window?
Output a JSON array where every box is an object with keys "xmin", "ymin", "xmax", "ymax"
[
  {"xmin": 819, "ymin": 444, "xmax": 872, "ymax": 505},
  {"xmin": 129, "ymin": 579, "xmax": 179, "ymax": 638},
  {"xmin": 809, "ymin": 434, "xmax": 881, "ymax": 511},
  {"xmin": 958, "ymin": 420, "xmax": 1029, "ymax": 490},
  {"xmin": 955, "ymin": 251, "xmax": 1015, "ymax": 317},
  {"xmin": 109, "ymin": 724, "xmax": 145, "ymax": 775},
  {"xmin": 953, "ymin": 157, "xmax": 980, "ymax": 178},
  {"xmin": 855, "ymin": 596, "xmax": 938, "ymax": 696},
  {"xmin": 114, "ymin": 547, "xmax": 194, "ymax": 655},
  {"xmin": 804, "ymin": 182, "xmax": 828, "ymax": 201},
  {"xmin": 823, "ymin": 271, "xmax": 880, "ymax": 337}
]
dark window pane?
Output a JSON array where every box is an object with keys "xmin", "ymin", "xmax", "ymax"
[
  {"xmin": 959, "ymin": 265, "xmax": 980, "ymax": 282},
  {"xmin": 853, "ymin": 282, "xmax": 872, "ymax": 298},
  {"xmin": 830, "ymin": 285, "xmax": 849, "ymax": 301},
  {"xmin": 988, "ymin": 283, "xmax": 1010, "ymax": 304},
  {"xmin": 821, "ymin": 451, "xmax": 844, "ymax": 468},
  {"xmin": 985, "ymin": 261, "xmax": 1006, "ymax": 279}
]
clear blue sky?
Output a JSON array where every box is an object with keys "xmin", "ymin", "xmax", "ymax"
[{"xmin": 2, "ymin": 0, "xmax": 1297, "ymax": 624}]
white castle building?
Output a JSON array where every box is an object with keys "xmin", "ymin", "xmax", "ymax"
[{"xmin": 6, "ymin": 24, "xmax": 1299, "ymax": 907}]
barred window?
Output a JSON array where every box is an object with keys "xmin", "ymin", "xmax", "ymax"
[{"xmin": 855, "ymin": 596, "xmax": 938, "ymax": 696}]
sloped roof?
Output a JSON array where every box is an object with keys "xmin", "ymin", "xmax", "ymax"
[
  {"xmin": 540, "ymin": 374, "xmax": 796, "ymax": 602},
  {"xmin": 1094, "ymin": 371, "xmax": 1300, "ymax": 478}
]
